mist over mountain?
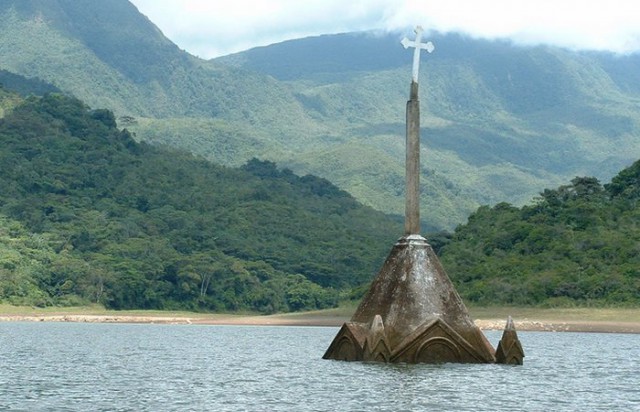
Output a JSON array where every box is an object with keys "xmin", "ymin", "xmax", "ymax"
[{"xmin": 1, "ymin": 0, "xmax": 640, "ymax": 230}]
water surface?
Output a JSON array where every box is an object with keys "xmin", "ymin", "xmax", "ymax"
[{"xmin": 0, "ymin": 323, "xmax": 638, "ymax": 411}]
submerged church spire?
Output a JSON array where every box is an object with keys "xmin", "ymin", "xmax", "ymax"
[
  {"xmin": 323, "ymin": 26, "xmax": 524, "ymax": 365},
  {"xmin": 401, "ymin": 25, "xmax": 434, "ymax": 235}
]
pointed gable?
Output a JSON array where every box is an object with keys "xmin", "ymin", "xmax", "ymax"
[
  {"xmin": 322, "ymin": 322, "xmax": 366, "ymax": 361},
  {"xmin": 495, "ymin": 317, "xmax": 525, "ymax": 365},
  {"xmin": 390, "ymin": 317, "xmax": 495, "ymax": 363}
]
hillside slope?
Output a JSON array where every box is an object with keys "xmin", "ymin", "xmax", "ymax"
[
  {"xmin": 439, "ymin": 163, "xmax": 640, "ymax": 307},
  {"xmin": 2, "ymin": 81, "xmax": 637, "ymax": 310},
  {"xmin": 218, "ymin": 33, "xmax": 640, "ymax": 228},
  {"xmin": 0, "ymin": 89, "xmax": 401, "ymax": 311},
  {"xmin": 0, "ymin": 0, "xmax": 320, "ymax": 147},
  {"xmin": 2, "ymin": 0, "xmax": 640, "ymax": 229}
]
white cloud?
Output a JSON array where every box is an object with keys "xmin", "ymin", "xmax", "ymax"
[{"xmin": 130, "ymin": 0, "xmax": 640, "ymax": 58}]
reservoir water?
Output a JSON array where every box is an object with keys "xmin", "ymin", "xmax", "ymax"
[{"xmin": 0, "ymin": 322, "xmax": 638, "ymax": 411}]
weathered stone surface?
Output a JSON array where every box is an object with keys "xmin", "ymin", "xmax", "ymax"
[
  {"xmin": 495, "ymin": 316, "xmax": 525, "ymax": 365},
  {"xmin": 404, "ymin": 81, "xmax": 420, "ymax": 235},
  {"xmin": 323, "ymin": 235, "xmax": 503, "ymax": 364},
  {"xmin": 324, "ymin": 27, "xmax": 523, "ymax": 365},
  {"xmin": 323, "ymin": 322, "xmax": 366, "ymax": 361}
]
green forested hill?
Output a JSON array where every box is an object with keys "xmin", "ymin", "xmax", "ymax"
[
  {"xmin": 0, "ymin": 0, "xmax": 317, "ymax": 134},
  {"xmin": 1, "ymin": 87, "xmax": 638, "ymax": 310},
  {"xmin": 0, "ymin": 69, "xmax": 59, "ymax": 97},
  {"xmin": 1, "ymin": 0, "xmax": 640, "ymax": 231},
  {"xmin": 439, "ymin": 166, "xmax": 640, "ymax": 307},
  {"xmin": 0, "ymin": 90, "xmax": 401, "ymax": 311},
  {"xmin": 0, "ymin": 69, "xmax": 59, "ymax": 117},
  {"xmin": 219, "ymin": 33, "xmax": 640, "ymax": 229}
]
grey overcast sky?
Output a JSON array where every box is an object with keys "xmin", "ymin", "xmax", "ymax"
[{"xmin": 129, "ymin": 0, "xmax": 640, "ymax": 59}]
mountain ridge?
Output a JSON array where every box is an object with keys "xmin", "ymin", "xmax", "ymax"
[{"xmin": 1, "ymin": 0, "xmax": 640, "ymax": 229}]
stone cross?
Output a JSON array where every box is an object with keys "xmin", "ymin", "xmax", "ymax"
[
  {"xmin": 401, "ymin": 26, "xmax": 433, "ymax": 235},
  {"xmin": 401, "ymin": 26, "xmax": 435, "ymax": 85}
]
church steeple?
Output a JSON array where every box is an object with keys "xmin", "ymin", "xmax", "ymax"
[
  {"xmin": 323, "ymin": 26, "xmax": 524, "ymax": 365},
  {"xmin": 401, "ymin": 25, "xmax": 434, "ymax": 235}
]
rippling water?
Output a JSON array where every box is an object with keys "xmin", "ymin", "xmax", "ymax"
[{"xmin": 0, "ymin": 322, "xmax": 638, "ymax": 411}]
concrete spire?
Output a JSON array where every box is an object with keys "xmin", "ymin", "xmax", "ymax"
[
  {"xmin": 401, "ymin": 26, "xmax": 434, "ymax": 235},
  {"xmin": 323, "ymin": 26, "xmax": 523, "ymax": 365}
]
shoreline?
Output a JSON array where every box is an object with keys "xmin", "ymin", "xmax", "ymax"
[{"xmin": 2, "ymin": 313, "xmax": 640, "ymax": 333}]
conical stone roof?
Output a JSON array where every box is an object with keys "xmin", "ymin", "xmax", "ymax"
[{"xmin": 324, "ymin": 235, "xmax": 497, "ymax": 363}]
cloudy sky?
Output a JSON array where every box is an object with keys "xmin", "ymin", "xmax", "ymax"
[{"xmin": 129, "ymin": 0, "xmax": 640, "ymax": 59}]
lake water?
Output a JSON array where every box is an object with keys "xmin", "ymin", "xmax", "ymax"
[{"xmin": 0, "ymin": 323, "xmax": 638, "ymax": 411}]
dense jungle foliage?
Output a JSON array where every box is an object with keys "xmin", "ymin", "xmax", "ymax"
[
  {"xmin": 441, "ymin": 168, "xmax": 640, "ymax": 307},
  {"xmin": 0, "ymin": 90, "xmax": 401, "ymax": 312},
  {"xmin": 3, "ymin": 0, "xmax": 640, "ymax": 230},
  {"xmin": 0, "ymin": 69, "xmax": 59, "ymax": 96},
  {"xmin": 1, "ymin": 87, "xmax": 638, "ymax": 311}
]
